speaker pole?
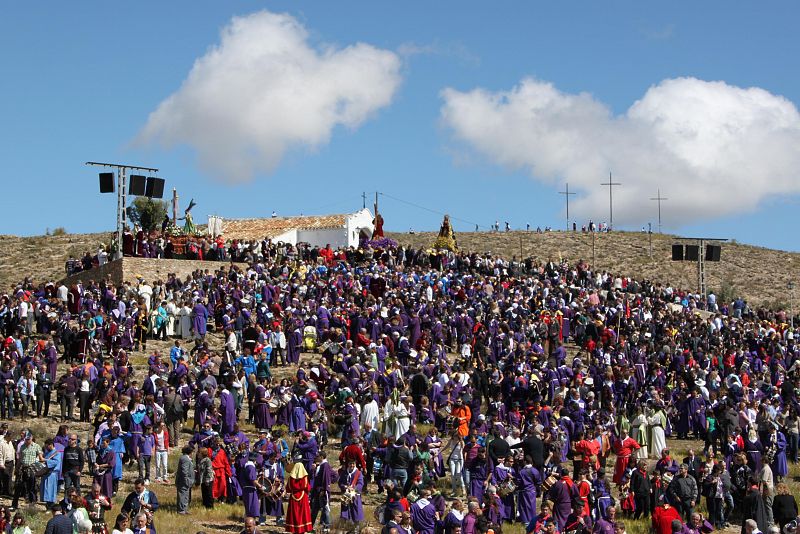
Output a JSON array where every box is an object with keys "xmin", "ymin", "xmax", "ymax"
[
  {"xmin": 86, "ymin": 161, "xmax": 160, "ymax": 259},
  {"xmin": 674, "ymin": 236, "xmax": 728, "ymax": 303},
  {"xmin": 119, "ymin": 168, "xmax": 126, "ymax": 261}
]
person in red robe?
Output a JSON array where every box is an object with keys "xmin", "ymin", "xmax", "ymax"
[
  {"xmin": 210, "ymin": 444, "xmax": 231, "ymax": 500},
  {"xmin": 652, "ymin": 501, "xmax": 683, "ymax": 534},
  {"xmin": 285, "ymin": 463, "xmax": 313, "ymax": 534},
  {"xmin": 613, "ymin": 429, "xmax": 641, "ymax": 485}
]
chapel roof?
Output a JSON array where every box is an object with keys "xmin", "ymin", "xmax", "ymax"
[{"xmin": 222, "ymin": 213, "xmax": 349, "ymax": 240}]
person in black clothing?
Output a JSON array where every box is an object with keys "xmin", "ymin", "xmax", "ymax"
[
  {"xmin": 487, "ymin": 429, "xmax": 510, "ymax": 466},
  {"xmin": 62, "ymin": 434, "xmax": 84, "ymax": 494},
  {"xmin": 36, "ymin": 364, "xmax": 53, "ymax": 417},
  {"xmin": 631, "ymin": 460, "xmax": 651, "ymax": 519},
  {"xmin": 409, "ymin": 369, "xmax": 429, "ymax": 410},
  {"xmin": 773, "ymin": 482, "xmax": 798, "ymax": 531},
  {"xmin": 741, "ymin": 477, "xmax": 769, "ymax": 534},
  {"xmin": 57, "ymin": 371, "xmax": 78, "ymax": 422},
  {"xmin": 387, "ymin": 439, "xmax": 413, "ymax": 490},
  {"xmin": 510, "ymin": 428, "xmax": 545, "ymax": 469}
]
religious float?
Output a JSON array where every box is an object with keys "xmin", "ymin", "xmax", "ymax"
[{"xmin": 431, "ymin": 214, "xmax": 457, "ymax": 251}]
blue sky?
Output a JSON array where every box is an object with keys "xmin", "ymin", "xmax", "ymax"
[{"xmin": 1, "ymin": 2, "xmax": 798, "ymax": 251}]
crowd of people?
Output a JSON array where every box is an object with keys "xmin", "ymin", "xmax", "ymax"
[{"xmin": 0, "ymin": 238, "xmax": 798, "ymax": 534}]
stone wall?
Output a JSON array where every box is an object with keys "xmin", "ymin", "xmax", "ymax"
[{"xmin": 64, "ymin": 257, "xmax": 248, "ymax": 286}]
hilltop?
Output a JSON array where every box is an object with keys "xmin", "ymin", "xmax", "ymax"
[
  {"xmin": 387, "ymin": 230, "xmax": 798, "ymax": 308},
  {"xmin": 0, "ymin": 230, "xmax": 796, "ymax": 308}
]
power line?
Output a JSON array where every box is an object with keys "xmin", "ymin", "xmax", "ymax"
[{"xmin": 378, "ymin": 192, "xmax": 482, "ymax": 229}]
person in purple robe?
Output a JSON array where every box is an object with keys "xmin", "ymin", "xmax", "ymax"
[
  {"xmin": 194, "ymin": 387, "xmax": 213, "ymax": 431},
  {"xmin": 261, "ymin": 452, "xmax": 284, "ymax": 524},
  {"xmin": 467, "ymin": 447, "xmax": 489, "ymax": 504},
  {"xmin": 294, "ymin": 432, "xmax": 319, "ymax": 476},
  {"xmin": 289, "ymin": 395, "xmax": 307, "ymax": 433},
  {"xmin": 192, "ymin": 301, "xmax": 209, "ymax": 340},
  {"xmin": 238, "ymin": 453, "xmax": 262, "ymax": 522},
  {"xmin": 517, "ymin": 460, "xmax": 542, "ymax": 524},
  {"xmin": 287, "ymin": 327, "xmax": 302, "ymax": 365},
  {"xmin": 45, "ymin": 342, "xmax": 59, "ymax": 381},
  {"xmin": 768, "ymin": 425, "xmax": 789, "ymax": 479},
  {"xmin": 254, "ymin": 382, "xmax": 274, "ymax": 431},
  {"xmin": 310, "ymin": 451, "xmax": 335, "ymax": 532},
  {"xmin": 547, "ymin": 468, "xmax": 579, "ymax": 532},
  {"xmin": 341, "ymin": 397, "xmax": 360, "ymax": 442},
  {"xmin": 492, "ymin": 458, "xmax": 515, "ymax": 521},
  {"xmin": 443, "ymin": 499, "xmax": 465, "ymax": 534},
  {"xmin": 744, "ymin": 430, "xmax": 764, "ymax": 473},
  {"xmin": 94, "ymin": 436, "xmax": 116, "ymax": 500},
  {"xmin": 410, "ymin": 489, "xmax": 439, "ymax": 534},
  {"xmin": 688, "ymin": 389, "xmax": 707, "ymax": 439},
  {"xmin": 338, "ymin": 460, "xmax": 364, "ymax": 524},
  {"xmin": 219, "ymin": 386, "xmax": 237, "ymax": 436}
]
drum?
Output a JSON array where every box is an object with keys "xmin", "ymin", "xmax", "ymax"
[
  {"xmin": 341, "ymin": 487, "xmax": 357, "ymax": 506},
  {"xmin": 498, "ymin": 477, "xmax": 517, "ymax": 497},
  {"xmin": 436, "ymin": 406, "xmax": 452, "ymax": 420},
  {"xmin": 541, "ymin": 474, "xmax": 558, "ymax": 493}
]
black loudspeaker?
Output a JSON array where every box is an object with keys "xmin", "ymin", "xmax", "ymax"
[
  {"xmin": 129, "ymin": 175, "xmax": 146, "ymax": 196},
  {"xmin": 671, "ymin": 244, "xmax": 684, "ymax": 261},
  {"xmin": 145, "ymin": 177, "xmax": 165, "ymax": 198},
  {"xmin": 706, "ymin": 244, "xmax": 721, "ymax": 262},
  {"xmin": 99, "ymin": 172, "xmax": 115, "ymax": 193},
  {"xmin": 685, "ymin": 245, "xmax": 699, "ymax": 261}
]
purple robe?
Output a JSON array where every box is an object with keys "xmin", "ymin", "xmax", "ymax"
[
  {"xmin": 192, "ymin": 303, "xmax": 209, "ymax": 337},
  {"xmin": 547, "ymin": 479, "xmax": 576, "ymax": 532},
  {"xmin": 338, "ymin": 469, "xmax": 364, "ymax": 522},
  {"xmin": 220, "ymin": 389, "xmax": 236, "ymax": 435},
  {"xmin": 194, "ymin": 391, "xmax": 212, "ymax": 428},
  {"xmin": 492, "ymin": 465, "xmax": 515, "ymax": 520},
  {"xmin": 240, "ymin": 461, "xmax": 260, "ymax": 518},
  {"xmin": 411, "ymin": 499, "xmax": 437, "ymax": 534},
  {"xmin": 94, "ymin": 449, "xmax": 116, "ymax": 498},
  {"xmin": 517, "ymin": 466, "xmax": 541, "ymax": 523},
  {"xmin": 254, "ymin": 385, "xmax": 274, "ymax": 430}
]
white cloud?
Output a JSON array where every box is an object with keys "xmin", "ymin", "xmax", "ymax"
[
  {"xmin": 138, "ymin": 10, "xmax": 402, "ymax": 182},
  {"xmin": 440, "ymin": 77, "xmax": 800, "ymax": 225}
]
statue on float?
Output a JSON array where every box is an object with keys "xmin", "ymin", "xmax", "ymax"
[{"xmin": 432, "ymin": 214, "xmax": 457, "ymax": 251}]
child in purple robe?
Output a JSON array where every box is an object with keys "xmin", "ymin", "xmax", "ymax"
[{"xmin": 338, "ymin": 460, "xmax": 364, "ymax": 524}]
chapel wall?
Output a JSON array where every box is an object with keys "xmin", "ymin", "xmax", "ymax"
[{"xmin": 63, "ymin": 257, "xmax": 248, "ymax": 287}]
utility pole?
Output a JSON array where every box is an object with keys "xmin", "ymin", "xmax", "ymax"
[
  {"xmin": 86, "ymin": 161, "xmax": 159, "ymax": 260},
  {"xmin": 558, "ymin": 183, "xmax": 576, "ymax": 230},
  {"xmin": 600, "ymin": 173, "xmax": 621, "ymax": 230},
  {"xmin": 648, "ymin": 222, "xmax": 652, "ymax": 257},
  {"xmin": 362, "ymin": 191, "xmax": 366, "ymax": 210},
  {"xmin": 374, "ymin": 191, "xmax": 379, "ymax": 217},
  {"xmin": 650, "ymin": 189, "xmax": 669, "ymax": 233}
]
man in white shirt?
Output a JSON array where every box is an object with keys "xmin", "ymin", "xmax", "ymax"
[
  {"xmin": 0, "ymin": 426, "xmax": 16, "ymax": 496},
  {"xmin": 138, "ymin": 280, "xmax": 153, "ymax": 311}
]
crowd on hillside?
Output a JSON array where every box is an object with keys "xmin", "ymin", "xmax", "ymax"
[{"xmin": 0, "ymin": 240, "xmax": 798, "ymax": 534}]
